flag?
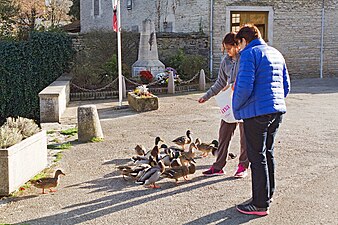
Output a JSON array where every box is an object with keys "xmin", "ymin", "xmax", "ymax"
[{"xmin": 113, "ymin": 6, "xmax": 118, "ymax": 32}]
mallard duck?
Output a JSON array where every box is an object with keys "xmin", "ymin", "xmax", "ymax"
[
  {"xmin": 161, "ymin": 144, "xmax": 184, "ymax": 155},
  {"xmin": 160, "ymin": 145, "xmax": 185, "ymax": 167},
  {"xmin": 116, "ymin": 163, "xmax": 151, "ymax": 180},
  {"xmin": 31, "ymin": 170, "xmax": 65, "ymax": 194},
  {"xmin": 170, "ymin": 157, "xmax": 182, "ymax": 167},
  {"xmin": 195, "ymin": 138, "xmax": 218, "ymax": 157},
  {"xmin": 172, "ymin": 130, "xmax": 192, "ymax": 150},
  {"xmin": 162, "ymin": 162, "xmax": 196, "ymax": 184},
  {"xmin": 134, "ymin": 144, "xmax": 147, "ymax": 156},
  {"xmin": 135, "ymin": 159, "xmax": 165, "ymax": 188},
  {"xmin": 160, "ymin": 151, "xmax": 174, "ymax": 167},
  {"xmin": 130, "ymin": 155, "xmax": 150, "ymax": 165}
]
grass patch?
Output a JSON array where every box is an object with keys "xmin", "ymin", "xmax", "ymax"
[
  {"xmin": 32, "ymin": 171, "xmax": 47, "ymax": 181},
  {"xmin": 52, "ymin": 138, "xmax": 61, "ymax": 143},
  {"xmin": 47, "ymin": 142, "xmax": 72, "ymax": 149},
  {"xmin": 90, "ymin": 137, "xmax": 104, "ymax": 142},
  {"xmin": 53, "ymin": 152, "xmax": 63, "ymax": 162},
  {"xmin": 46, "ymin": 130, "xmax": 56, "ymax": 134},
  {"xmin": 60, "ymin": 128, "xmax": 78, "ymax": 136}
]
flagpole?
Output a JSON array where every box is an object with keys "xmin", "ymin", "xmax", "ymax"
[{"xmin": 117, "ymin": 0, "xmax": 123, "ymax": 106}]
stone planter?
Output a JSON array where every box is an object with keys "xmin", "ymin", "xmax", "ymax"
[
  {"xmin": 127, "ymin": 92, "xmax": 159, "ymax": 112},
  {"xmin": 0, "ymin": 131, "xmax": 47, "ymax": 196}
]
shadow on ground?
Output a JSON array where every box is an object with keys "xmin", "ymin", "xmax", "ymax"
[{"xmin": 20, "ymin": 167, "xmax": 256, "ymax": 225}]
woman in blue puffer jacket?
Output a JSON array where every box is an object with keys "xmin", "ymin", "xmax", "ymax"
[{"xmin": 233, "ymin": 24, "xmax": 290, "ymax": 216}]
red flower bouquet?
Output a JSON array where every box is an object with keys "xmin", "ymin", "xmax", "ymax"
[{"xmin": 140, "ymin": 70, "xmax": 153, "ymax": 84}]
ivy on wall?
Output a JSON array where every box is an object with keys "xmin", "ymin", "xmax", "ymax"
[{"xmin": 0, "ymin": 31, "xmax": 75, "ymax": 125}]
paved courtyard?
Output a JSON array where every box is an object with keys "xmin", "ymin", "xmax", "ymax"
[{"xmin": 0, "ymin": 78, "xmax": 338, "ymax": 225}]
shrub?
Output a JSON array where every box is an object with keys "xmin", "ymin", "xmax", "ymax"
[
  {"xmin": 4, "ymin": 117, "xmax": 40, "ymax": 139},
  {"xmin": 164, "ymin": 49, "xmax": 208, "ymax": 80},
  {"xmin": 0, "ymin": 31, "xmax": 75, "ymax": 124},
  {"xmin": 0, "ymin": 116, "xmax": 41, "ymax": 148},
  {"xmin": 70, "ymin": 31, "xmax": 138, "ymax": 90},
  {"xmin": 0, "ymin": 125, "xmax": 23, "ymax": 149}
]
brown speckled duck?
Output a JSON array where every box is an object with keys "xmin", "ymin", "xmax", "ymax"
[
  {"xmin": 162, "ymin": 162, "xmax": 196, "ymax": 184},
  {"xmin": 195, "ymin": 138, "xmax": 218, "ymax": 157},
  {"xmin": 31, "ymin": 170, "xmax": 65, "ymax": 194},
  {"xmin": 134, "ymin": 144, "xmax": 147, "ymax": 156}
]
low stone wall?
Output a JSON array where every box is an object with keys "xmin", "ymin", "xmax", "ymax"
[
  {"xmin": 0, "ymin": 131, "xmax": 47, "ymax": 196},
  {"xmin": 39, "ymin": 75, "xmax": 72, "ymax": 123}
]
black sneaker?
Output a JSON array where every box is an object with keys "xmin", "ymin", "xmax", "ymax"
[{"xmin": 236, "ymin": 203, "xmax": 269, "ymax": 216}]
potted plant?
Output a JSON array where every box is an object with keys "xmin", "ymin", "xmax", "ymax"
[
  {"xmin": 127, "ymin": 85, "xmax": 159, "ymax": 112},
  {"xmin": 0, "ymin": 117, "xmax": 47, "ymax": 196}
]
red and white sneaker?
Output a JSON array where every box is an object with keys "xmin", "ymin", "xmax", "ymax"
[
  {"xmin": 234, "ymin": 164, "xmax": 248, "ymax": 178},
  {"xmin": 202, "ymin": 166, "xmax": 225, "ymax": 176}
]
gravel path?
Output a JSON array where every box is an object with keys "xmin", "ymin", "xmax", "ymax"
[{"xmin": 0, "ymin": 78, "xmax": 337, "ymax": 225}]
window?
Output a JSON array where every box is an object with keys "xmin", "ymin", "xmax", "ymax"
[
  {"xmin": 226, "ymin": 6, "xmax": 273, "ymax": 44},
  {"xmin": 231, "ymin": 13, "xmax": 240, "ymax": 32},
  {"xmin": 163, "ymin": 21, "xmax": 173, "ymax": 32},
  {"xmin": 94, "ymin": 0, "xmax": 100, "ymax": 16},
  {"xmin": 127, "ymin": 0, "xmax": 132, "ymax": 10},
  {"xmin": 230, "ymin": 11, "xmax": 268, "ymax": 41}
]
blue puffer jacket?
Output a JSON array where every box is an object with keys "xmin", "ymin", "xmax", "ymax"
[{"xmin": 232, "ymin": 38, "xmax": 290, "ymax": 120}]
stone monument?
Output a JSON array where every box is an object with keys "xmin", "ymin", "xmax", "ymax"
[{"xmin": 132, "ymin": 19, "xmax": 165, "ymax": 77}]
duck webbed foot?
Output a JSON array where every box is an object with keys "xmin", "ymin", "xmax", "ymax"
[{"xmin": 147, "ymin": 183, "xmax": 161, "ymax": 189}]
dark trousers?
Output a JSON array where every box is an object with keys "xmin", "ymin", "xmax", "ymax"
[
  {"xmin": 213, "ymin": 120, "xmax": 249, "ymax": 171},
  {"xmin": 243, "ymin": 113, "xmax": 283, "ymax": 208}
]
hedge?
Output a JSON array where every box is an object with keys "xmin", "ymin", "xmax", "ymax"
[{"xmin": 0, "ymin": 31, "xmax": 75, "ymax": 125}]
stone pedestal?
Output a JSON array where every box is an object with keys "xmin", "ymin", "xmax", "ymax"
[
  {"xmin": 127, "ymin": 92, "xmax": 159, "ymax": 112},
  {"xmin": 168, "ymin": 71, "xmax": 175, "ymax": 94},
  {"xmin": 77, "ymin": 105, "xmax": 104, "ymax": 142},
  {"xmin": 199, "ymin": 69, "xmax": 206, "ymax": 91}
]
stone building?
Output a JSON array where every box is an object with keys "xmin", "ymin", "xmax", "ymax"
[{"xmin": 80, "ymin": 0, "xmax": 338, "ymax": 78}]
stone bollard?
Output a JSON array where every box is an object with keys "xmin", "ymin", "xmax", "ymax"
[
  {"xmin": 199, "ymin": 69, "xmax": 206, "ymax": 91},
  {"xmin": 77, "ymin": 105, "xmax": 104, "ymax": 142},
  {"xmin": 167, "ymin": 71, "xmax": 175, "ymax": 94}
]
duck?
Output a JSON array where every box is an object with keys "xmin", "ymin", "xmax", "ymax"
[
  {"xmin": 162, "ymin": 162, "xmax": 196, "ymax": 184},
  {"xmin": 181, "ymin": 142, "xmax": 197, "ymax": 162},
  {"xmin": 31, "ymin": 170, "xmax": 65, "ymax": 194},
  {"xmin": 172, "ymin": 130, "xmax": 192, "ymax": 150},
  {"xmin": 131, "ymin": 137, "xmax": 164, "ymax": 164},
  {"xmin": 161, "ymin": 144, "xmax": 184, "ymax": 155},
  {"xmin": 135, "ymin": 159, "xmax": 165, "ymax": 189},
  {"xmin": 149, "ymin": 136, "xmax": 164, "ymax": 158},
  {"xmin": 116, "ymin": 163, "xmax": 151, "ymax": 180},
  {"xmin": 134, "ymin": 144, "xmax": 147, "ymax": 156},
  {"xmin": 195, "ymin": 138, "xmax": 218, "ymax": 157}
]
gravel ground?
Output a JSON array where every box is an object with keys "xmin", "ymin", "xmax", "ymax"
[{"xmin": 0, "ymin": 78, "xmax": 337, "ymax": 225}]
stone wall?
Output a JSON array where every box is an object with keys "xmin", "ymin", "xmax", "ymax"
[
  {"xmin": 80, "ymin": 0, "xmax": 338, "ymax": 78},
  {"xmin": 157, "ymin": 32, "xmax": 209, "ymax": 63},
  {"xmin": 70, "ymin": 32, "xmax": 209, "ymax": 71}
]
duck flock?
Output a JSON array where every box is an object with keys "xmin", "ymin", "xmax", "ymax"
[{"xmin": 116, "ymin": 130, "xmax": 236, "ymax": 189}]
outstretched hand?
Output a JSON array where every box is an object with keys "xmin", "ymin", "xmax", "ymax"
[{"xmin": 198, "ymin": 98, "xmax": 206, "ymax": 103}]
